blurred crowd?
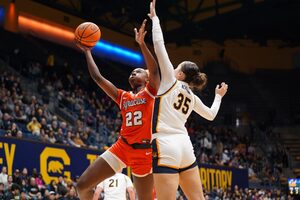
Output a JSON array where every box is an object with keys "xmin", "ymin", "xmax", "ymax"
[
  {"xmin": 0, "ymin": 165, "xmax": 294, "ymax": 200},
  {"xmin": 0, "ymin": 166, "xmax": 79, "ymax": 200},
  {"xmin": 176, "ymin": 185, "xmax": 294, "ymax": 200},
  {"xmin": 188, "ymin": 124, "xmax": 288, "ymax": 186},
  {"xmin": 0, "ymin": 70, "xmax": 112, "ymax": 150}
]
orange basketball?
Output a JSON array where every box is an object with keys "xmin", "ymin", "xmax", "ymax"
[{"xmin": 75, "ymin": 22, "xmax": 101, "ymax": 47}]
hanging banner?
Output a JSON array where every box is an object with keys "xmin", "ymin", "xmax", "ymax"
[
  {"xmin": 199, "ymin": 163, "xmax": 248, "ymax": 191},
  {"xmin": 0, "ymin": 136, "xmax": 102, "ymax": 184}
]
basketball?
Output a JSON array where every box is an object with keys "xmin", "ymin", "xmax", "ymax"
[{"xmin": 75, "ymin": 22, "xmax": 101, "ymax": 47}]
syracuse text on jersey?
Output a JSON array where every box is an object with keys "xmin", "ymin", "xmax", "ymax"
[{"xmin": 123, "ymin": 98, "xmax": 147, "ymax": 110}]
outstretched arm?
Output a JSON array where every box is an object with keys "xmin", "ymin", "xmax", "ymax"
[
  {"xmin": 194, "ymin": 83, "xmax": 228, "ymax": 120},
  {"xmin": 149, "ymin": 0, "xmax": 176, "ymax": 94},
  {"xmin": 135, "ymin": 19, "xmax": 160, "ymax": 92},
  {"xmin": 77, "ymin": 44, "xmax": 119, "ymax": 102}
]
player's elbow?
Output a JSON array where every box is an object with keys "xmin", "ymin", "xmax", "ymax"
[
  {"xmin": 206, "ymin": 113, "xmax": 217, "ymax": 121},
  {"xmin": 207, "ymin": 116, "xmax": 215, "ymax": 121}
]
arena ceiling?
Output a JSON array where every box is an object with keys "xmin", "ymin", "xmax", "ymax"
[{"xmin": 34, "ymin": 0, "xmax": 300, "ymax": 46}]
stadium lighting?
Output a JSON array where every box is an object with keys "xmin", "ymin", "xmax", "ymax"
[
  {"xmin": 0, "ymin": 7, "xmax": 5, "ymax": 25},
  {"xmin": 18, "ymin": 15, "xmax": 143, "ymax": 67},
  {"xmin": 93, "ymin": 40, "xmax": 143, "ymax": 66}
]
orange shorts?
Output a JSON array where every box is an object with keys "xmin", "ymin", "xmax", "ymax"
[{"xmin": 108, "ymin": 138, "xmax": 152, "ymax": 177}]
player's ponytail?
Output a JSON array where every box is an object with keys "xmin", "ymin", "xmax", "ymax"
[{"xmin": 180, "ymin": 61, "xmax": 208, "ymax": 91}]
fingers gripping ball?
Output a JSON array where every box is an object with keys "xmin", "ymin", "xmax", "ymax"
[{"xmin": 75, "ymin": 22, "xmax": 101, "ymax": 47}]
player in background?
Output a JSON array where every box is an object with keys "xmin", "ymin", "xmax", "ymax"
[
  {"xmin": 92, "ymin": 172, "xmax": 135, "ymax": 200},
  {"xmin": 76, "ymin": 20, "xmax": 160, "ymax": 200},
  {"xmin": 148, "ymin": 1, "xmax": 228, "ymax": 200}
]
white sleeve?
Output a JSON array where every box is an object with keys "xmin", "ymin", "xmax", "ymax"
[
  {"xmin": 193, "ymin": 94, "xmax": 222, "ymax": 121},
  {"xmin": 152, "ymin": 16, "xmax": 176, "ymax": 94},
  {"xmin": 124, "ymin": 175, "xmax": 134, "ymax": 188}
]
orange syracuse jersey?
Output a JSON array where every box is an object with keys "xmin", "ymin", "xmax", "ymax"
[{"xmin": 116, "ymin": 84, "xmax": 156, "ymax": 144}]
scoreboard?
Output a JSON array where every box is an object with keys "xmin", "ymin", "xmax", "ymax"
[{"xmin": 289, "ymin": 178, "xmax": 300, "ymax": 195}]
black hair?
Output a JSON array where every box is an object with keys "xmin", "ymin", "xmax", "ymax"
[{"xmin": 180, "ymin": 61, "xmax": 207, "ymax": 90}]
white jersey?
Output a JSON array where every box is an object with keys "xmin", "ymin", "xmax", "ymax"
[
  {"xmin": 152, "ymin": 80, "xmax": 221, "ymax": 138},
  {"xmin": 151, "ymin": 16, "xmax": 222, "ymax": 139},
  {"xmin": 97, "ymin": 173, "xmax": 133, "ymax": 200}
]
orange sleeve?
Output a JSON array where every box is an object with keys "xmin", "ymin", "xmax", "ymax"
[
  {"xmin": 115, "ymin": 89, "xmax": 125, "ymax": 106},
  {"xmin": 146, "ymin": 83, "xmax": 157, "ymax": 96}
]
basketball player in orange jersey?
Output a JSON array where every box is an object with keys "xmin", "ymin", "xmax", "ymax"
[{"xmin": 75, "ymin": 20, "xmax": 160, "ymax": 200}]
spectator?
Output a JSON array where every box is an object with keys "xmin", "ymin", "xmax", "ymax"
[
  {"xmin": 26, "ymin": 117, "xmax": 41, "ymax": 136},
  {"xmin": 57, "ymin": 176, "xmax": 67, "ymax": 196},
  {"xmin": 16, "ymin": 130, "xmax": 23, "ymax": 138},
  {"xmin": 0, "ymin": 166, "xmax": 8, "ymax": 187},
  {"xmin": 13, "ymin": 105, "xmax": 27, "ymax": 123},
  {"xmin": 60, "ymin": 122, "xmax": 67, "ymax": 135},
  {"xmin": 65, "ymin": 187, "xmax": 79, "ymax": 200},
  {"xmin": 49, "ymin": 191, "xmax": 57, "ymax": 200},
  {"xmin": 28, "ymin": 177, "xmax": 41, "ymax": 199},
  {"xmin": 215, "ymin": 139, "xmax": 223, "ymax": 156},
  {"xmin": 20, "ymin": 179, "xmax": 28, "ymax": 194},
  {"xmin": 35, "ymin": 108, "xmax": 44, "ymax": 122},
  {"xmin": 32, "ymin": 168, "xmax": 38, "ymax": 178},
  {"xmin": 5, "ymin": 183, "xmax": 21, "ymax": 200},
  {"xmin": 48, "ymin": 130, "xmax": 56, "ymax": 144},
  {"xmin": 2, "ymin": 113, "xmax": 12, "ymax": 130},
  {"xmin": 73, "ymin": 132, "xmax": 86, "ymax": 147},
  {"xmin": 202, "ymin": 133, "xmax": 212, "ymax": 156},
  {"xmin": 35, "ymin": 174, "xmax": 46, "ymax": 192},
  {"xmin": 66, "ymin": 131, "xmax": 79, "ymax": 147},
  {"xmin": 13, "ymin": 169, "xmax": 22, "ymax": 185},
  {"xmin": 40, "ymin": 118, "xmax": 49, "ymax": 132},
  {"xmin": 55, "ymin": 128, "xmax": 65, "ymax": 144},
  {"xmin": 222, "ymin": 149, "xmax": 230, "ymax": 165},
  {"xmin": 6, "ymin": 175, "xmax": 14, "ymax": 191},
  {"xmin": 20, "ymin": 191, "xmax": 28, "ymax": 200},
  {"xmin": 10, "ymin": 122, "xmax": 19, "ymax": 137},
  {"xmin": 20, "ymin": 168, "xmax": 29, "ymax": 183},
  {"xmin": 0, "ymin": 183, "xmax": 6, "ymax": 199},
  {"xmin": 43, "ymin": 189, "xmax": 51, "ymax": 200},
  {"xmin": 47, "ymin": 180, "xmax": 57, "ymax": 194},
  {"xmin": 248, "ymin": 163, "xmax": 259, "ymax": 182}
]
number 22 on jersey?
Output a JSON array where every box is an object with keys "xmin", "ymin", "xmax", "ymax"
[{"xmin": 126, "ymin": 111, "xmax": 143, "ymax": 126}]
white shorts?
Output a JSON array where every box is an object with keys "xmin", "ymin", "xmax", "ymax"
[{"xmin": 152, "ymin": 134, "xmax": 197, "ymax": 173}]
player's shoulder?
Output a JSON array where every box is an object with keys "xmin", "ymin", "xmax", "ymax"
[
  {"xmin": 176, "ymin": 81, "xmax": 193, "ymax": 92},
  {"xmin": 115, "ymin": 173, "xmax": 128, "ymax": 181},
  {"xmin": 119, "ymin": 90, "xmax": 135, "ymax": 101}
]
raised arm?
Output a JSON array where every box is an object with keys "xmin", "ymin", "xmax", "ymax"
[
  {"xmin": 77, "ymin": 44, "xmax": 119, "ymax": 102},
  {"xmin": 149, "ymin": 0, "xmax": 176, "ymax": 93},
  {"xmin": 135, "ymin": 19, "xmax": 160, "ymax": 91},
  {"xmin": 193, "ymin": 82, "xmax": 228, "ymax": 121}
]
